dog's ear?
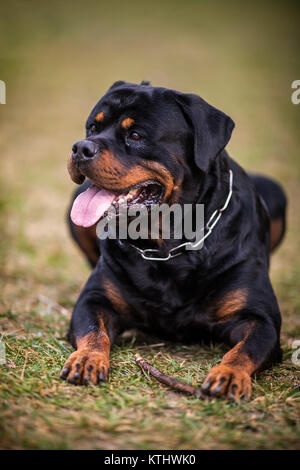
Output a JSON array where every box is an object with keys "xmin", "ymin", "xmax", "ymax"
[
  {"xmin": 108, "ymin": 80, "xmax": 127, "ymax": 91},
  {"xmin": 108, "ymin": 80, "xmax": 151, "ymax": 90},
  {"xmin": 175, "ymin": 93, "xmax": 234, "ymax": 172}
]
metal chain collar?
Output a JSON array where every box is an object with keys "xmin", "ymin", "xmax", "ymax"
[{"xmin": 129, "ymin": 169, "xmax": 233, "ymax": 262}]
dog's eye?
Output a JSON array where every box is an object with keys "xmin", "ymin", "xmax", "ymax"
[
  {"xmin": 129, "ymin": 131, "xmax": 141, "ymax": 141},
  {"xmin": 90, "ymin": 125, "xmax": 96, "ymax": 133}
]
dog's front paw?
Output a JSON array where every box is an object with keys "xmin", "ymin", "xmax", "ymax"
[
  {"xmin": 60, "ymin": 349, "xmax": 110, "ymax": 385},
  {"xmin": 201, "ymin": 364, "xmax": 252, "ymax": 400}
]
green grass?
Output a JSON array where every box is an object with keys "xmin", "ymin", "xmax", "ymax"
[{"xmin": 0, "ymin": 0, "xmax": 300, "ymax": 450}]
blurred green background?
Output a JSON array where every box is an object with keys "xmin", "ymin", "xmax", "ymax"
[{"xmin": 0, "ymin": 0, "xmax": 299, "ymax": 450}]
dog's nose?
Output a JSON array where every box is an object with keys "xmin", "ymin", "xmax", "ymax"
[{"xmin": 72, "ymin": 140, "xmax": 99, "ymax": 161}]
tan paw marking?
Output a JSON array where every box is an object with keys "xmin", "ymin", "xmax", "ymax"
[
  {"xmin": 60, "ymin": 349, "xmax": 109, "ymax": 385},
  {"xmin": 201, "ymin": 364, "xmax": 252, "ymax": 400}
]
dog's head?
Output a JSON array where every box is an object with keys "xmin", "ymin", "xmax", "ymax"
[{"xmin": 69, "ymin": 81, "xmax": 234, "ymax": 228}]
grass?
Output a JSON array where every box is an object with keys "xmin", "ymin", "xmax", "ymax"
[{"xmin": 0, "ymin": 0, "xmax": 300, "ymax": 450}]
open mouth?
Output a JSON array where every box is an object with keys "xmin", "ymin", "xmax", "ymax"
[{"xmin": 70, "ymin": 180, "xmax": 164, "ymax": 228}]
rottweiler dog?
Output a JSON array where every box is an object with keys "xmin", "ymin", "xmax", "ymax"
[{"xmin": 61, "ymin": 81, "xmax": 287, "ymax": 400}]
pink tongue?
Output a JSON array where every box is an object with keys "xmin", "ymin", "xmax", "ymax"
[{"xmin": 70, "ymin": 185, "xmax": 116, "ymax": 227}]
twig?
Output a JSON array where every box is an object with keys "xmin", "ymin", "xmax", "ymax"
[
  {"xmin": 134, "ymin": 353, "xmax": 207, "ymax": 399},
  {"xmin": 136, "ymin": 343, "xmax": 166, "ymax": 349},
  {"xmin": 20, "ymin": 351, "xmax": 28, "ymax": 381}
]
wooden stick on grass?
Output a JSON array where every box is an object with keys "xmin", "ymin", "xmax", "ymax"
[{"xmin": 134, "ymin": 353, "xmax": 207, "ymax": 399}]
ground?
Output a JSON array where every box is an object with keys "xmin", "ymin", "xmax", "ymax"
[{"xmin": 0, "ymin": 0, "xmax": 299, "ymax": 450}]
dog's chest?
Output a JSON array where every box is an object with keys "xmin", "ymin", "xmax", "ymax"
[{"xmin": 122, "ymin": 273, "xmax": 214, "ymax": 340}]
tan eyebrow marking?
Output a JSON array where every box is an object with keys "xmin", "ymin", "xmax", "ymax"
[
  {"xmin": 121, "ymin": 117, "xmax": 135, "ymax": 129},
  {"xmin": 95, "ymin": 111, "xmax": 104, "ymax": 122}
]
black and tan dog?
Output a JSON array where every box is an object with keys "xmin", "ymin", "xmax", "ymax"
[{"xmin": 61, "ymin": 81, "xmax": 287, "ymax": 400}]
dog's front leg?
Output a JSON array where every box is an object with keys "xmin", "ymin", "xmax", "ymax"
[
  {"xmin": 60, "ymin": 268, "xmax": 120, "ymax": 385},
  {"xmin": 201, "ymin": 317, "xmax": 281, "ymax": 400}
]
